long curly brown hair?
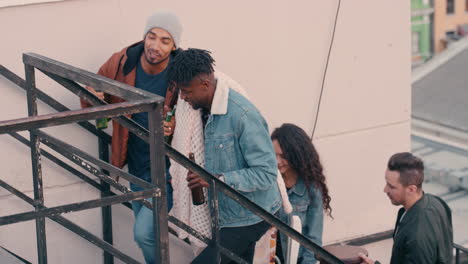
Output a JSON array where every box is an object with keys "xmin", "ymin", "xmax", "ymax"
[{"xmin": 271, "ymin": 123, "xmax": 332, "ymax": 217}]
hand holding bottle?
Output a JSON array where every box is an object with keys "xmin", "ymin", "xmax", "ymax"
[
  {"xmin": 163, "ymin": 105, "xmax": 176, "ymax": 141},
  {"xmin": 187, "ymin": 153, "xmax": 207, "ymax": 205}
]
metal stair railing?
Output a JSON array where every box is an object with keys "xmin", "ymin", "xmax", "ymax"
[
  {"xmin": 0, "ymin": 59, "xmax": 246, "ymax": 264},
  {"xmin": 454, "ymin": 243, "xmax": 468, "ymax": 264},
  {"xmin": 0, "ymin": 53, "xmax": 344, "ymax": 264},
  {"xmin": 0, "ymin": 53, "xmax": 169, "ymax": 264}
]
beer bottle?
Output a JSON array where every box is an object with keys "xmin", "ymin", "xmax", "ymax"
[
  {"xmin": 164, "ymin": 106, "xmax": 176, "ymax": 143},
  {"xmin": 188, "ymin": 152, "xmax": 205, "ymax": 205},
  {"xmin": 94, "ymin": 90, "xmax": 108, "ymax": 129}
]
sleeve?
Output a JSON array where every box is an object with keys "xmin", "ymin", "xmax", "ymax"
[
  {"xmin": 80, "ymin": 53, "xmax": 120, "ymax": 108},
  {"xmin": 299, "ymin": 190, "xmax": 324, "ymax": 264},
  {"xmin": 222, "ymin": 109, "xmax": 278, "ymax": 193}
]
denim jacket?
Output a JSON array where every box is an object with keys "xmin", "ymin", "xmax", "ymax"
[
  {"xmin": 279, "ymin": 178, "xmax": 323, "ymax": 264},
  {"xmin": 204, "ymin": 84, "xmax": 281, "ymax": 228}
]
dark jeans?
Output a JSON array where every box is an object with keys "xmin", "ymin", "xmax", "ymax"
[{"xmin": 191, "ymin": 220, "xmax": 271, "ymax": 264}]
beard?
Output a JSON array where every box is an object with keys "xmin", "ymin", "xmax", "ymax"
[{"xmin": 144, "ymin": 49, "xmax": 169, "ymax": 66}]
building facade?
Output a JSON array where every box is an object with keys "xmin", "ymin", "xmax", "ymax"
[
  {"xmin": 434, "ymin": 0, "xmax": 468, "ymax": 52},
  {"xmin": 412, "ymin": 0, "xmax": 434, "ymax": 65}
]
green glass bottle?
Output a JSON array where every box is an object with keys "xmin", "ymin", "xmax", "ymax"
[
  {"xmin": 164, "ymin": 106, "xmax": 176, "ymax": 143},
  {"xmin": 96, "ymin": 117, "xmax": 108, "ymax": 129},
  {"xmin": 94, "ymin": 90, "xmax": 108, "ymax": 129}
]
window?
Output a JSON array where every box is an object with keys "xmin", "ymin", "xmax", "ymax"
[
  {"xmin": 447, "ymin": 0, "xmax": 455, "ymax": 14},
  {"xmin": 412, "ymin": 32, "xmax": 420, "ymax": 56},
  {"xmin": 0, "ymin": 0, "xmax": 64, "ymax": 8}
]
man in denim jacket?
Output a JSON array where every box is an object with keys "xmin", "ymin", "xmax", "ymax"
[{"xmin": 167, "ymin": 48, "xmax": 281, "ymax": 264}]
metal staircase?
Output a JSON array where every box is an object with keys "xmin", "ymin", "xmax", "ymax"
[{"xmin": 0, "ymin": 53, "xmax": 344, "ymax": 264}]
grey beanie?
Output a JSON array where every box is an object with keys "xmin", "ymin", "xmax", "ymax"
[{"xmin": 143, "ymin": 11, "xmax": 183, "ymax": 48}]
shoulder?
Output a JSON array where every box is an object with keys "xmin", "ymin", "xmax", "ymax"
[
  {"xmin": 98, "ymin": 46, "xmax": 127, "ymax": 77},
  {"xmin": 421, "ymin": 194, "xmax": 451, "ymax": 220},
  {"xmin": 227, "ymin": 89, "xmax": 260, "ymax": 117},
  {"xmin": 99, "ymin": 41, "xmax": 142, "ymax": 77}
]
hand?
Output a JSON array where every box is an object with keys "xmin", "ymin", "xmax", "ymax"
[
  {"xmin": 88, "ymin": 87, "xmax": 105, "ymax": 100},
  {"xmin": 186, "ymin": 171, "xmax": 210, "ymax": 189},
  {"xmin": 163, "ymin": 119, "xmax": 175, "ymax": 137},
  {"xmin": 359, "ymin": 253, "xmax": 374, "ymax": 264},
  {"xmin": 163, "ymin": 106, "xmax": 176, "ymax": 137}
]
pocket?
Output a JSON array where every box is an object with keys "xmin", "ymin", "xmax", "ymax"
[
  {"xmin": 212, "ymin": 135, "xmax": 236, "ymax": 172},
  {"xmin": 294, "ymin": 204, "xmax": 308, "ymax": 213}
]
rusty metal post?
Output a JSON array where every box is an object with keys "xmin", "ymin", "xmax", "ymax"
[
  {"xmin": 99, "ymin": 137, "xmax": 114, "ymax": 264},
  {"xmin": 25, "ymin": 64, "xmax": 48, "ymax": 264},
  {"xmin": 209, "ymin": 180, "xmax": 221, "ymax": 263},
  {"xmin": 148, "ymin": 103, "xmax": 169, "ymax": 263}
]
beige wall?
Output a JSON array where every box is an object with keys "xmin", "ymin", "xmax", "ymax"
[
  {"xmin": 434, "ymin": 0, "xmax": 468, "ymax": 52},
  {"xmin": 0, "ymin": 0, "xmax": 410, "ymax": 262}
]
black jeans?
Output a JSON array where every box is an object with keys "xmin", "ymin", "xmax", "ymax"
[{"xmin": 191, "ymin": 220, "xmax": 271, "ymax": 264}]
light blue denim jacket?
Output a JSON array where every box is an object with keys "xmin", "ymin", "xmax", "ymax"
[
  {"xmin": 204, "ymin": 85, "xmax": 281, "ymax": 228},
  {"xmin": 279, "ymin": 178, "xmax": 323, "ymax": 264}
]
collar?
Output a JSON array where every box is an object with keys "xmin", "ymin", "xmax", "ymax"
[
  {"xmin": 393, "ymin": 193, "xmax": 426, "ymax": 237},
  {"xmin": 397, "ymin": 193, "xmax": 426, "ymax": 224},
  {"xmin": 123, "ymin": 42, "xmax": 182, "ymax": 76},
  {"xmin": 288, "ymin": 178, "xmax": 307, "ymax": 196},
  {"xmin": 405, "ymin": 192, "xmax": 426, "ymax": 213},
  {"xmin": 123, "ymin": 41, "xmax": 144, "ymax": 76},
  {"xmin": 209, "ymin": 72, "xmax": 231, "ymax": 115}
]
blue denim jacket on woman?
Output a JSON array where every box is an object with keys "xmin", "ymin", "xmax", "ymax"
[
  {"xmin": 204, "ymin": 85, "xmax": 281, "ymax": 228},
  {"xmin": 279, "ymin": 178, "xmax": 324, "ymax": 264}
]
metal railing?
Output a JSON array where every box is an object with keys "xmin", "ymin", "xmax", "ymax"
[
  {"xmin": 0, "ymin": 53, "xmax": 344, "ymax": 264},
  {"xmin": 454, "ymin": 243, "xmax": 468, "ymax": 264},
  {"xmin": 328, "ymin": 228, "xmax": 468, "ymax": 264}
]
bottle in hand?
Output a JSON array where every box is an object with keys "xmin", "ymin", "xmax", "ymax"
[
  {"xmin": 96, "ymin": 117, "xmax": 108, "ymax": 129},
  {"xmin": 164, "ymin": 106, "xmax": 176, "ymax": 143},
  {"xmin": 94, "ymin": 90, "xmax": 108, "ymax": 129},
  {"xmin": 188, "ymin": 152, "xmax": 205, "ymax": 205}
]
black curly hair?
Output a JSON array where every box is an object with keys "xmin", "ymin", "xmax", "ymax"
[
  {"xmin": 167, "ymin": 48, "xmax": 215, "ymax": 86},
  {"xmin": 271, "ymin": 123, "xmax": 332, "ymax": 217}
]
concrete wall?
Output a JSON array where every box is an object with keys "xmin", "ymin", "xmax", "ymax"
[
  {"xmin": 434, "ymin": 0, "xmax": 468, "ymax": 52},
  {"xmin": 0, "ymin": 0, "xmax": 410, "ymax": 262}
]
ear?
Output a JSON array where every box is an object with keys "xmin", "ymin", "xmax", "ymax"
[
  {"xmin": 200, "ymin": 78, "xmax": 210, "ymax": 90},
  {"xmin": 407, "ymin": 184, "xmax": 418, "ymax": 194}
]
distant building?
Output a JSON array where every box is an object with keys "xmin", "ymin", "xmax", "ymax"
[
  {"xmin": 433, "ymin": 0, "xmax": 468, "ymax": 53},
  {"xmin": 411, "ymin": 0, "xmax": 434, "ymax": 65}
]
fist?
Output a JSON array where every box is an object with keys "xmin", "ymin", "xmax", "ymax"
[{"xmin": 186, "ymin": 171, "xmax": 210, "ymax": 189}]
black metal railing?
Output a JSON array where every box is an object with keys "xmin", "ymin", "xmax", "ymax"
[
  {"xmin": 329, "ymin": 228, "xmax": 468, "ymax": 264},
  {"xmin": 454, "ymin": 243, "xmax": 468, "ymax": 264},
  {"xmin": 0, "ymin": 53, "xmax": 344, "ymax": 264}
]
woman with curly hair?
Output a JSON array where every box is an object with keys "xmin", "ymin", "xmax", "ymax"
[{"xmin": 271, "ymin": 123, "xmax": 332, "ymax": 264}]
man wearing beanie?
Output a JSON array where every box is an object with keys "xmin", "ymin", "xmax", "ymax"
[{"xmin": 80, "ymin": 11, "xmax": 182, "ymax": 264}]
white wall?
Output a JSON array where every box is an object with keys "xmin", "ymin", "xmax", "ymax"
[{"xmin": 0, "ymin": 0, "xmax": 410, "ymax": 262}]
